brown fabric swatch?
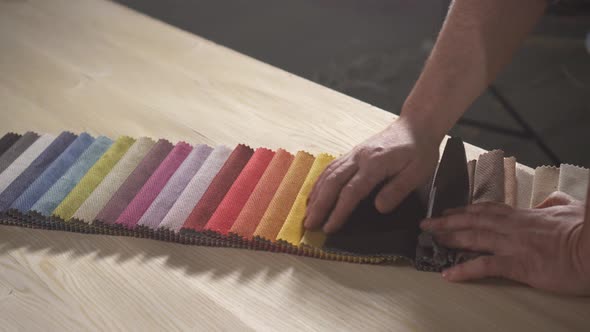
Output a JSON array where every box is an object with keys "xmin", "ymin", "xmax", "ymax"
[
  {"xmin": 95, "ymin": 139, "xmax": 174, "ymax": 224},
  {"xmin": 472, "ymin": 150, "xmax": 505, "ymax": 204},
  {"xmin": 0, "ymin": 133, "xmax": 21, "ymax": 159},
  {"xmin": 516, "ymin": 166, "xmax": 534, "ymax": 208},
  {"xmin": 467, "ymin": 159, "xmax": 476, "ymax": 204},
  {"xmin": 531, "ymin": 166, "xmax": 560, "ymax": 207},
  {"xmin": 504, "ymin": 157, "xmax": 517, "ymax": 207}
]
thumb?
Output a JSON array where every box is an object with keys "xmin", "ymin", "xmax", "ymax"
[{"xmin": 536, "ymin": 191, "xmax": 578, "ymax": 209}]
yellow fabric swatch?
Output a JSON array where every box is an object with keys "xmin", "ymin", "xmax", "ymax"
[
  {"xmin": 276, "ymin": 153, "xmax": 334, "ymax": 245},
  {"xmin": 53, "ymin": 136, "xmax": 135, "ymax": 220},
  {"xmin": 300, "ymin": 229, "xmax": 327, "ymax": 248},
  {"xmin": 253, "ymin": 151, "xmax": 315, "ymax": 241}
]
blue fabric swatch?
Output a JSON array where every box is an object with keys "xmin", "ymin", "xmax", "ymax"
[{"xmin": 30, "ymin": 136, "xmax": 112, "ymax": 216}]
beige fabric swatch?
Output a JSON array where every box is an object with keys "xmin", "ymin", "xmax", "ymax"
[
  {"xmin": 557, "ymin": 164, "xmax": 589, "ymax": 202},
  {"xmin": 531, "ymin": 166, "xmax": 560, "ymax": 207},
  {"xmin": 467, "ymin": 160, "xmax": 476, "ymax": 204},
  {"xmin": 503, "ymin": 157, "xmax": 516, "ymax": 207},
  {"xmin": 72, "ymin": 137, "xmax": 155, "ymax": 223},
  {"xmin": 515, "ymin": 166, "xmax": 534, "ymax": 208},
  {"xmin": 472, "ymin": 150, "xmax": 505, "ymax": 203}
]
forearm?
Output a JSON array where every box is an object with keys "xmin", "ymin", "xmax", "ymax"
[{"xmin": 399, "ymin": 0, "xmax": 547, "ymax": 142}]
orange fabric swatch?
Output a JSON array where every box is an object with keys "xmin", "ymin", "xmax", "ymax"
[
  {"xmin": 252, "ymin": 151, "xmax": 315, "ymax": 241},
  {"xmin": 229, "ymin": 149, "xmax": 294, "ymax": 239}
]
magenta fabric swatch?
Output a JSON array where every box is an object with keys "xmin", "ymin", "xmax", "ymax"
[
  {"xmin": 95, "ymin": 139, "xmax": 174, "ymax": 224},
  {"xmin": 115, "ymin": 142, "xmax": 193, "ymax": 228}
]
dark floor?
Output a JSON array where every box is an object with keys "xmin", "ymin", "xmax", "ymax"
[{"xmin": 114, "ymin": 0, "xmax": 590, "ymax": 168}]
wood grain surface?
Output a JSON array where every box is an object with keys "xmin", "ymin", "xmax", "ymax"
[{"xmin": 0, "ymin": 0, "xmax": 588, "ymax": 331}]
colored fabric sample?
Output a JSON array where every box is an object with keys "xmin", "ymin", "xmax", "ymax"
[
  {"xmin": 467, "ymin": 160, "xmax": 476, "ymax": 204},
  {"xmin": 230, "ymin": 149, "xmax": 294, "ymax": 239},
  {"xmin": 31, "ymin": 136, "xmax": 113, "ymax": 216},
  {"xmin": 504, "ymin": 157, "xmax": 517, "ymax": 207},
  {"xmin": 0, "ymin": 133, "xmax": 22, "ymax": 159},
  {"xmin": 71, "ymin": 137, "xmax": 155, "ymax": 223},
  {"xmin": 204, "ymin": 148, "xmax": 275, "ymax": 235},
  {"xmin": 116, "ymin": 142, "xmax": 192, "ymax": 228},
  {"xmin": 277, "ymin": 153, "xmax": 334, "ymax": 245},
  {"xmin": 11, "ymin": 133, "xmax": 95, "ymax": 212},
  {"xmin": 0, "ymin": 134, "xmax": 56, "ymax": 194},
  {"xmin": 300, "ymin": 229, "xmax": 326, "ymax": 248},
  {"xmin": 159, "ymin": 145, "xmax": 232, "ymax": 232},
  {"xmin": 53, "ymin": 136, "xmax": 136, "ymax": 220},
  {"xmin": 182, "ymin": 144, "xmax": 254, "ymax": 232},
  {"xmin": 0, "ymin": 132, "xmax": 39, "ymax": 175},
  {"xmin": 516, "ymin": 166, "xmax": 534, "ymax": 208},
  {"xmin": 472, "ymin": 150, "xmax": 505, "ymax": 203},
  {"xmin": 531, "ymin": 166, "xmax": 560, "ymax": 207},
  {"xmin": 138, "ymin": 144, "xmax": 213, "ymax": 229},
  {"xmin": 253, "ymin": 151, "xmax": 315, "ymax": 241},
  {"xmin": 0, "ymin": 132, "xmax": 77, "ymax": 211},
  {"xmin": 558, "ymin": 164, "xmax": 589, "ymax": 202},
  {"xmin": 95, "ymin": 139, "xmax": 174, "ymax": 224}
]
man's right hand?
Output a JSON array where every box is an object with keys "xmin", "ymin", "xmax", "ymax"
[{"xmin": 304, "ymin": 117, "xmax": 442, "ymax": 233}]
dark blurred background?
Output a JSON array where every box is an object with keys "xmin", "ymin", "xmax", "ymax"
[{"xmin": 114, "ymin": 0, "xmax": 590, "ymax": 167}]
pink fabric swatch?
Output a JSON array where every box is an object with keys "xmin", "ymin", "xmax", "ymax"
[{"xmin": 116, "ymin": 142, "xmax": 192, "ymax": 228}]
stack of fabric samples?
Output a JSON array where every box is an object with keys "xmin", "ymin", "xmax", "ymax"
[{"xmin": 0, "ymin": 131, "xmax": 588, "ymax": 272}]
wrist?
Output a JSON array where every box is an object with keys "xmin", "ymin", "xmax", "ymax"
[{"xmin": 398, "ymin": 103, "xmax": 447, "ymax": 148}]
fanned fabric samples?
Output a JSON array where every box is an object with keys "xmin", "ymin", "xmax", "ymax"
[
  {"xmin": 72, "ymin": 137, "xmax": 156, "ymax": 223},
  {"xmin": 1, "ymin": 131, "xmax": 589, "ymax": 272}
]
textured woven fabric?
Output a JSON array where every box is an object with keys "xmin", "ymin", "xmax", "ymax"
[
  {"xmin": 467, "ymin": 160, "xmax": 476, "ymax": 204},
  {"xmin": 31, "ymin": 136, "xmax": 113, "ymax": 216},
  {"xmin": 95, "ymin": 139, "xmax": 174, "ymax": 224},
  {"xmin": 159, "ymin": 145, "xmax": 232, "ymax": 232},
  {"xmin": 230, "ymin": 149, "xmax": 294, "ymax": 239},
  {"xmin": 531, "ymin": 166, "xmax": 560, "ymax": 207},
  {"xmin": 472, "ymin": 150, "xmax": 505, "ymax": 203},
  {"xmin": 11, "ymin": 133, "xmax": 95, "ymax": 212},
  {"xmin": 253, "ymin": 151, "xmax": 315, "ymax": 240},
  {"xmin": 276, "ymin": 153, "xmax": 334, "ymax": 245},
  {"xmin": 0, "ymin": 132, "xmax": 77, "ymax": 211},
  {"xmin": 116, "ymin": 142, "xmax": 192, "ymax": 228},
  {"xmin": 516, "ymin": 166, "xmax": 534, "ymax": 208},
  {"xmin": 0, "ymin": 132, "xmax": 39, "ymax": 174},
  {"xmin": 0, "ymin": 133, "xmax": 21, "ymax": 159},
  {"xmin": 0, "ymin": 134, "xmax": 56, "ymax": 194},
  {"xmin": 182, "ymin": 144, "xmax": 254, "ymax": 232},
  {"xmin": 138, "ymin": 144, "xmax": 213, "ymax": 229},
  {"xmin": 204, "ymin": 148, "xmax": 275, "ymax": 235},
  {"xmin": 53, "ymin": 136, "xmax": 136, "ymax": 221},
  {"xmin": 558, "ymin": 164, "xmax": 589, "ymax": 202},
  {"xmin": 504, "ymin": 157, "xmax": 517, "ymax": 207},
  {"xmin": 71, "ymin": 137, "xmax": 155, "ymax": 223},
  {"xmin": 300, "ymin": 229, "xmax": 326, "ymax": 248}
]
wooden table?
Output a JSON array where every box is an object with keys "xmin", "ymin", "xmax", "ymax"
[{"xmin": 0, "ymin": 0, "xmax": 588, "ymax": 330}]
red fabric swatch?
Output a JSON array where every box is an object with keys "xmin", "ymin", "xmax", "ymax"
[
  {"xmin": 204, "ymin": 148, "xmax": 275, "ymax": 235},
  {"xmin": 116, "ymin": 142, "xmax": 192, "ymax": 228},
  {"xmin": 181, "ymin": 144, "xmax": 254, "ymax": 232}
]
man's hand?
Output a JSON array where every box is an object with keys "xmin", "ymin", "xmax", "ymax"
[
  {"xmin": 420, "ymin": 192, "xmax": 590, "ymax": 295},
  {"xmin": 304, "ymin": 117, "xmax": 441, "ymax": 233}
]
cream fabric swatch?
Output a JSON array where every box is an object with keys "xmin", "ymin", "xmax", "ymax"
[
  {"xmin": 515, "ymin": 166, "xmax": 534, "ymax": 208},
  {"xmin": 531, "ymin": 166, "xmax": 560, "ymax": 207},
  {"xmin": 72, "ymin": 137, "xmax": 155, "ymax": 222},
  {"xmin": 504, "ymin": 157, "xmax": 516, "ymax": 207},
  {"xmin": 557, "ymin": 164, "xmax": 589, "ymax": 202}
]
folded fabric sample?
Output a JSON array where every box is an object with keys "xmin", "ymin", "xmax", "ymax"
[{"xmin": 1, "ymin": 131, "xmax": 589, "ymax": 272}]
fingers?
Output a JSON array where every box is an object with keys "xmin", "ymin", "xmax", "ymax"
[
  {"xmin": 374, "ymin": 164, "xmax": 420, "ymax": 213},
  {"xmin": 304, "ymin": 159, "xmax": 357, "ymax": 230},
  {"xmin": 420, "ymin": 209, "xmax": 503, "ymax": 233},
  {"xmin": 536, "ymin": 191, "xmax": 579, "ymax": 209},
  {"xmin": 434, "ymin": 230, "xmax": 507, "ymax": 253},
  {"xmin": 308, "ymin": 157, "xmax": 347, "ymax": 206},
  {"xmin": 442, "ymin": 255, "xmax": 523, "ymax": 283},
  {"xmin": 322, "ymin": 170, "xmax": 381, "ymax": 233}
]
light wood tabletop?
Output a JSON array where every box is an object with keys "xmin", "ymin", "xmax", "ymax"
[{"xmin": 0, "ymin": 0, "xmax": 589, "ymax": 331}]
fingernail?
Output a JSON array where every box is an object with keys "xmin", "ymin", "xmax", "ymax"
[{"xmin": 441, "ymin": 269, "xmax": 450, "ymax": 279}]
